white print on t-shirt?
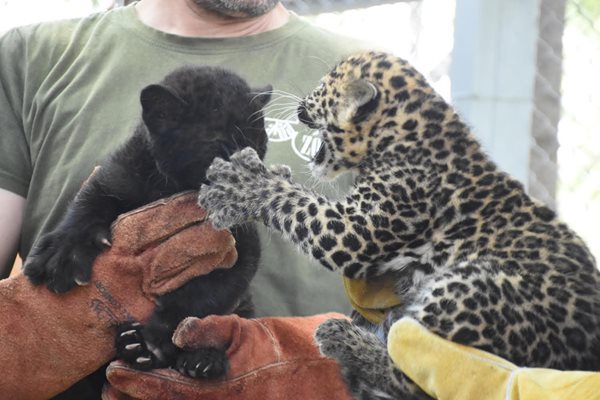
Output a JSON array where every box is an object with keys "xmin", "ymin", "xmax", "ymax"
[{"xmin": 265, "ymin": 117, "xmax": 322, "ymax": 161}]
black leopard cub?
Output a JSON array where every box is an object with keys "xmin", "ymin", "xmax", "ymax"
[
  {"xmin": 23, "ymin": 66, "xmax": 270, "ymax": 396},
  {"xmin": 198, "ymin": 51, "xmax": 600, "ymax": 399}
]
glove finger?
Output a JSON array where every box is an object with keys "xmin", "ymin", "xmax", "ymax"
[
  {"xmin": 173, "ymin": 315, "xmax": 242, "ymax": 350},
  {"xmin": 106, "ymin": 361, "xmax": 206, "ymax": 400},
  {"xmin": 142, "ymin": 223, "xmax": 237, "ymax": 297},
  {"xmin": 107, "ymin": 358, "xmax": 354, "ymax": 400},
  {"xmin": 110, "ymin": 192, "xmax": 206, "ymax": 253},
  {"xmin": 101, "ymin": 383, "xmax": 138, "ymax": 400},
  {"xmin": 174, "ymin": 313, "xmax": 352, "ymax": 382}
]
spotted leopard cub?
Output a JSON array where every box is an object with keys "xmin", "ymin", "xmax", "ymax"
[{"xmin": 199, "ymin": 51, "xmax": 600, "ymax": 399}]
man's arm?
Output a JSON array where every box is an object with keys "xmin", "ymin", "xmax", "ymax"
[{"xmin": 0, "ymin": 188, "xmax": 25, "ymax": 278}]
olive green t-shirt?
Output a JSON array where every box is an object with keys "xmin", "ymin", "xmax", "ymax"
[{"xmin": 0, "ymin": 4, "xmax": 365, "ymax": 316}]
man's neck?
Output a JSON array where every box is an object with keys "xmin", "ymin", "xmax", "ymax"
[{"xmin": 135, "ymin": 0, "xmax": 290, "ymax": 38}]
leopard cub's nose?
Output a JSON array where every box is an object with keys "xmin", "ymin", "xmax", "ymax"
[{"xmin": 297, "ymin": 101, "xmax": 318, "ymax": 129}]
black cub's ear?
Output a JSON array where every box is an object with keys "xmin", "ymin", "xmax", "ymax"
[
  {"xmin": 140, "ymin": 84, "xmax": 188, "ymax": 126},
  {"xmin": 249, "ymin": 84, "xmax": 273, "ymax": 110},
  {"xmin": 339, "ymin": 79, "xmax": 378, "ymax": 124}
]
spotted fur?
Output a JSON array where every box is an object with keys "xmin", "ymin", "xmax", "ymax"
[{"xmin": 199, "ymin": 51, "xmax": 600, "ymax": 399}]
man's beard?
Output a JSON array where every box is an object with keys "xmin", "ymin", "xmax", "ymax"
[{"xmin": 190, "ymin": 0, "xmax": 281, "ymax": 17}]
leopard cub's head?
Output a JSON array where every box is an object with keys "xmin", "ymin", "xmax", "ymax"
[{"xmin": 298, "ymin": 51, "xmax": 434, "ymax": 179}]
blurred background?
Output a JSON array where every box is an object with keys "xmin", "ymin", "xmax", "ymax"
[{"xmin": 1, "ymin": 0, "xmax": 599, "ymax": 262}]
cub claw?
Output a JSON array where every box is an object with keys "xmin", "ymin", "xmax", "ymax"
[
  {"xmin": 120, "ymin": 329, "xmax": 137, "ymax": 337},
  {"xmin": 116, "ymin": 322, "xmax": 157, "ymax": 371},
  {"xmin": 136, "ymin": 357, "xmax": 152, "ymax": 365},
  {"xmin": 174, "ymin": 347, "xmax": 228, "ymax": 379}
]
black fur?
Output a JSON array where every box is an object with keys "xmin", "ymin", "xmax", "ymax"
[{"xmin": 23, "ymin": 65, "xmax": 271, "ymax": 398}]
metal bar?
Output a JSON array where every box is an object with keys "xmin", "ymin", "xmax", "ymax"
[{"xmin": 528, "ymin": 0, "xmax": 566, "ymax": 209}]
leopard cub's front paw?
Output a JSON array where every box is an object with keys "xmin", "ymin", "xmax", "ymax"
[
  {"xmin": 199, "ymin": 147, "xmax": 272, "ymax": 229},
  {"xmin": 314, "ymin": 318, "xmax": 356, "ymax": 360},
  {"xmin": 268, "ymin": 164, "xmax": 293, "ymax": 181}
]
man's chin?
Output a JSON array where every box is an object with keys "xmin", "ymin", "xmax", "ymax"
[{"xmin": 190, "ymin": 0, "xmax": 280, "ymax": 18}]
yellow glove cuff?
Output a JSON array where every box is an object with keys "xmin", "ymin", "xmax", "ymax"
[
  {"xmin": 388, "ymin": 318, "xmax": 600, "ymax": 400},
  {"xmin": 343, "ymin": 275, "xmax": 402, "ymax": 324}
]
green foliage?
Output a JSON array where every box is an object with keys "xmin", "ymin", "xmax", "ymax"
[
  {"xmin": 581, "ymin": 0, "xmax": 600, "ymax": 18},
  {"xmin": 572, "ymin": 0, "xmax": 600, "ymax": 22}
]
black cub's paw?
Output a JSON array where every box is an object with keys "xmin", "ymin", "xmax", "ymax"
[
  {"xmin": 116, "ymin": 322, "xmax": 229, "ymax": 379},
  {"xmin": 175, "ymin": 347, "xmax": 229, "ymax": 379},
  {"xmin": 23, "ymin": 224, "xmax": 111, "ymax": 293},
  {"xmin": 115, "ymin": 322, "xmax": 157, "ymax": 371}
]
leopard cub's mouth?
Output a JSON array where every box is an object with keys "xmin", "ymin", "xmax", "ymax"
[
  {"xmin": 313, "ymin": 142, "xmax": 327, "ymax": 165},
  {"xmin": 309, "ymin": 139, "xmax": 331, "ymax": 181}
]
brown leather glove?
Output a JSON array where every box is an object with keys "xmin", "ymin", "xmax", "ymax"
[
  {"xmin": 103, "ymin": 313, "xmax": 353, "ymax": 400},
  {"xmin": 0, "ymin": 192, "xmax": 237, "ymax": 399}
]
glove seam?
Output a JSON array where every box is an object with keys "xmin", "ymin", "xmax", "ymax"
[
  {"xmin": 254, "ymin": 319, "xmax": 282, "ymax": 362},
  {"xmin": 113, "ymin": 191, "xmax": 199, "ymax": 225},
  {"xmin": 232, "ymin": 358, "xmax": 329, "ymax": 381},
  {"xmin": 109, "ymin": 358, "xmax": 329, "ymax": 387},
  {"xmin": 505, "ymin": 367, "xmax": 525, "ymax": 400}
]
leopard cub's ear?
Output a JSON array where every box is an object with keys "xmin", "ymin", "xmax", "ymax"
[{"xmin": 339, "ymin": 79, "xmax": 378, "ymax": 124}]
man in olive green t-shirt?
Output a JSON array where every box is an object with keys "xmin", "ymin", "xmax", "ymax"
[
  {"xmin": 0, "ymin": 0, "xmax": 374, "ymax": 396},
  {"xmin": 0, "ymin": 0, "xmax": 364, "ymax": 317},
  {"xmin": 0, "ymin": 0, "xmax": 375, "ymax": 397}
]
